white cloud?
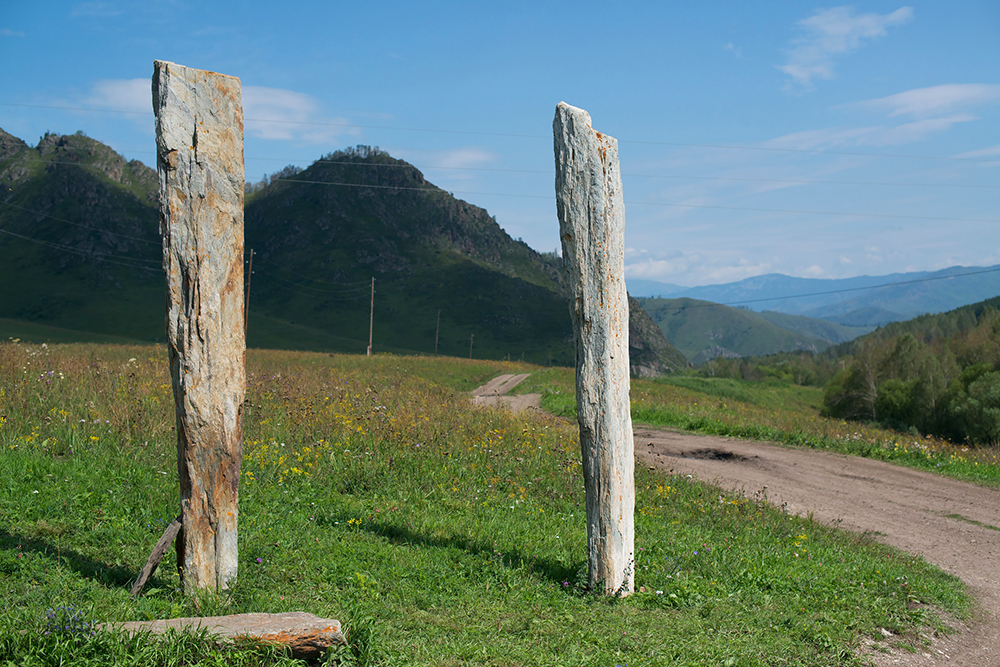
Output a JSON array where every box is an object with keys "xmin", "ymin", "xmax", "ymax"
[
  {"xmin": 848, "ymin": 84, "xmax": 1000, "ymax": 118},
  {"xmin": 81, "ymin": 79, "xmax": 359, "ymax": 146},
  {"xmin": 85, "ymin": 78, "xmax": 150, "ymax": 113},
  {"xmin": 803, "ymin": 265, "xmax": 824, "ymax": 277},
  {"xmin": 840, "ymin": 256, "xmax": 852, "ymax": 265},
  {"xmin": 390, "ymin": 147, "xmax": 497, "ymax": 181},
  {"xmin": 0, "ymin": 28, "xmax": 25, "ymax": 37},
  {"xmin": 425, "ymin": 147, "xmax": 496, "ymax": 170},
  {"xmin": 954, "ymin": 143, "xmax": 1000, "ymax": 159},
  {"xmin": 625, "ymin": 259, "xmax": 686, "ymax": 280},
  {"xmin": 778, "ymin": 6, "xmax": 913, "ymax": 88},
  {"xmin": 725, "ymin": 42, "xmax": 742, "ymax": 58},
  {"xmin": 763, "ymin": 83, "xmax": 996, "ymax": 152},
  {"xmin": 243, "ymin": 86, "xmax": 359, "ymax": 144},
  {"xmin": 764, "ymin": 114, "xmax": 976, "ymax": 149},
  {"xmin": 704, "ymin": 260, "xmax": 773, "ymax": 284},
  {"xmin": 71, "ymin": 2, "xmax": 123, "ymax": 17},
  {"xmin": 865, "ymin": 246, "xmax": 883, "ymax": 262},
  {"xmin": 867, "ymin": 115, "xmax": 978, "ymax": 145}
]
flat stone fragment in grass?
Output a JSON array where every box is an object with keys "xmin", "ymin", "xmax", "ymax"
[{"xmin": 108, "ymin": 612, "xmax": 345, "ymax": 661}]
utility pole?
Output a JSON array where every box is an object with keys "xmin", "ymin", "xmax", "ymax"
[
  {"xmin": 367, "ymin": 277, "xmax": 374, "ymax": 356},
  {"xmin": 469, "ymin": 333, "xmax": 474, "ymax": 360},
  {"xmin": 244, "ymin": 248, "xmax": 253, "ymax": 337},
  {"xmin": 435, "ymin": 309, "xmax": 441, "ymax": 355}
]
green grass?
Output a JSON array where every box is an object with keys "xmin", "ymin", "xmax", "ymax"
[{"xmin": 0, "ymin": 343, "xmax": 969, "ymax": 665}]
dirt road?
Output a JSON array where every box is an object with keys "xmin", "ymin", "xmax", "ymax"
[
  {"xmin": 470, "ymin": 373, "xmax": 541, "ymax": 412},
  {"xmin": 635, "ymin": 427, "xmax": 1000, "ymax": 665}
]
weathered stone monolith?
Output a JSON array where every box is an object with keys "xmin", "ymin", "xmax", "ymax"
[
  {"xmin": 553, "ymin": 102, "xmax": 635, "ymax": 596},
  {"xmin": 153, "ymin": 60, "xmax": 245, "ymax": 593}
]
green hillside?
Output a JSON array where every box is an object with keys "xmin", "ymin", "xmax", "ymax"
[
  {"xmin": 826, "ymin": 294, "xmax": 1000, "ymax": 358},
  {"xmin": 637, "ymin": 297, "xmax": 835, "ymax": 364},
  {"xmin": 0, "ymin": 129, "xmax": 686, "ymax": 371},
  {"xmin": 0, "ymin": 129, "xmax": 164, "ymax": 341},
  {"xmin": 756, "ymin": 310, "xmax": 873, "ymax": 344}
]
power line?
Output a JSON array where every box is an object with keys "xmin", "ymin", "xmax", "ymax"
[
  {"xmin": 0, "ymin": 227, "xmax": 159, "ymax": 272},
  {"xmin": 0, "ymin": 200, "xmax": 160, "ymax": 245},
  {"xmin": 251, "ymin": 256, "xmax": 372, "ymax": 288},
  {"xmin": 267, "ymin": 177, "xmax": 999, "ymax": 224},
  {"xmin": 641, "ymin": 266, "xmax": 1000, "ymax": 312},
  {"xmin": 250, "ymin": 264, "xmax": 372, "ymax": 297},
  {"xmin": 4, "ymin": 101, "xmax": 997, "ymax": 162},
  {"xmin": 18, "ymin": 154, "xmax": 997, "ymax": 190},
  {"xmin": 3, "ymin": 162, "xmax": 995, "ymax": 238}
]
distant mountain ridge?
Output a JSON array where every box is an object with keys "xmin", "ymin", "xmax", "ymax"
[{"xmin": 628, "ymin": 267, "xmax": 1000, "ymax": 327}]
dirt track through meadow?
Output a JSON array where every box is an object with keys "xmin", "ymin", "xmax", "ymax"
[
  {"xmin": 470, "ymin": 375, "xmax": 1000, "ymax": 664},
  {"xmin": 636, "ymin": 427, "xmax": 1000, "ymax": 665}
]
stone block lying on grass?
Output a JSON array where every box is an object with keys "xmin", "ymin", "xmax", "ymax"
[{"xmin": 108, "ymin": 612, "xmax": 345, "ymax": 661}]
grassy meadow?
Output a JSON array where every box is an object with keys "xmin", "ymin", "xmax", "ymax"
[{"xmin": 0, "ymin": 342, "xmax": 972, "ymax": 666}]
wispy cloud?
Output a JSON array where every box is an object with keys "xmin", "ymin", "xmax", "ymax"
[
  {"xmin": 778, "ymin": 6, "xmax": 913, "ymax": 89},
  {"xmin": 724, "ymin": 42, "xmax": 742, "ymax": 58},
  {"xmin": 764, "ymin": 83, "xmax": 998, "ymax": 150},
  {"xmin": 0, "ymin": 28, "xmax": 25, "ymax": 37},
  {"xmin": 704, "ymin": 260, "xmax": 774, "ymax": 284},
  {"xmin": 81, "ymin": 79, "xmax": 359, "ymax": 145},
  {"xmin": 71, "ymin": 2, "xmax": 123, "ymax": 17},
  {"xmin": 765, "ymin": 114, "xmax": 977, "ymax": 150},
  {"xmin": 954, "ymin": 143, "xmax": 1000, "ymax": 159},
  {"xmin": 846, "ymin": 84, "xmax": 1000, "ymax": 118}
]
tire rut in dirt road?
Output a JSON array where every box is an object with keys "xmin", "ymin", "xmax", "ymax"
[
  {"xmin": 635, "ymin": 426, "xmax": 1000, "ymax": 666},
  {"xmin": 470, "ymin": 374, "xmax": 541, "ymax": 412}
]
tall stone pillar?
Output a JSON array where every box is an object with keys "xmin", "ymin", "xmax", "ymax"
[
  {"xmin": 153, "ymin": 60, "xmax": 245, "ymax": 593},
  {"xmin": 553, "ymin": 102, "xmax": 635, "ymax": 596}
]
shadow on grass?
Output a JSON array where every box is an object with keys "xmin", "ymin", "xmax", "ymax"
[
  {"xmin": 0, "ymin": 529, "xmax": 137, "ymax": 589},
  {"xmin": 315, "ymin": 514, "xmax": 586, "ymax": 591}
]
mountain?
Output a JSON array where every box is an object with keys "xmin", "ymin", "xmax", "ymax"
[
  {"xmin": 628, "ymin": 268, "xmax": 1000, "ymax": 327},
  {"xmin": 755, "ymin": 311, "xmax": 873, "ymax": 345},
  {"xmin": 0, "ymin": 129, "xmax": 686, "ymax": 372},
  {"xmin": 624, "ymin": 278, "xmax": 687, "ymax": 298},
  {"xmin": 636, "ymin": 297, "xmax": 868, "ymax": 365},
  {"xmin": 0, "ymin": 129, "xmax": 164, "ymax": 342},
  {"xmin": 628, "ymin": 295, "xmax": 690, "ymax": 376}
]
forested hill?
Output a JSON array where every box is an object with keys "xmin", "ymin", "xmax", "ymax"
[
  {"xmin": 826, "ymin": 294, "xmax": 1000, "ymax": 359},
  {"xmin": 822, "ymin": 294, "xmax": 1000, "ymax": 444}
]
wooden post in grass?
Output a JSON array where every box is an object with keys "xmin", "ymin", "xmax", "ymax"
[
  {"xmin": 553, "ymin": 102, "xmax": 635, "ymax": 596},
  {"xmin": 153, "ymin": 60, "xmax": 245, "ymax": 593}
]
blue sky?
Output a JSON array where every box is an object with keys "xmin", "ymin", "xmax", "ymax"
[{"xmin": 1, "ymin": 1, "xmax": 997, "ymax": 287}]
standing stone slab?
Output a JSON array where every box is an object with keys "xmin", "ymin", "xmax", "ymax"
[
  {"xmin": 153, "ymin": 60, "xmax": 245, "ymax": 593},
  {"xmin": 553, "ymin": 102, "xmax": 635, "ymax": 596}
]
